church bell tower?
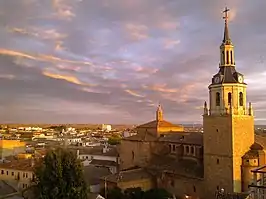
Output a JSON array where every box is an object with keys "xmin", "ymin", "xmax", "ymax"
[
  {"xmin": 156, "ymin": 104, "xmax": 163, "ymax": 121},
  {"xmin": 203, "ymin": 7, "xmax": 255, "ymax": 196}
]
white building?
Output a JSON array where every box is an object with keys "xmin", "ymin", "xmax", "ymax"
[
  {"xmin": 76, "ymin": 145, "xmax": 119, "ymax": 174},
  {"xmin": 101, "ymin": 124, "xmax": 112, "ymax": 132}
]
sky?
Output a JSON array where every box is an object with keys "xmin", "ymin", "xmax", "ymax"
[{"xmin": 0, "ymin": 0, "xmax": 266, "ymax": 125}]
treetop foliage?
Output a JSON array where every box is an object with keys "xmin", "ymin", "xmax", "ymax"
[{"xmin": 34, "ymin": 148, "xmax": 87, "ymax": 199}]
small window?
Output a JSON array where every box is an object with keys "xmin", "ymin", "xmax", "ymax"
[
  {"xmin": 132, "ymin": 151, "xmax": 135, "ymax": 160},
  {"xmin": 230, "ymin": 51, "xmax": 233, "ymax": 64},
  {"xmin": 193, "ymin": 185, "xmax": 196, "ymax": 193},
  {"xmin": 217, "ymin": 159, "xmax": 220, "ymax": 164},
  {"xmin": 169, "ymin": 145, "xmax": 171, "ymax": 152},
  {"xmin": 173, "ymin": 145, "xmax": 176, "ymax": 152},
  {"xmin": 6, "ymin": 171, "xmax": 8, "ymax": 175},
  {"xmin": 239, "ymin": 92, "xmax": 243, "ymax": 106},
  {"xmin": 11, "ymin": 172, "xmax": 14, "ymax": 176},
  {"xmin": 228, "ymin": 92, "xmax": 232, "ymax": 105},
  {"xmin": 191, "ymin": 147, "xmax": 194, "ymax": 154},
  {"xmin": 222, "ymin": 51, "xmax": 225, "ymax": 64},
  {"xmin": 216, "ymin": 92, "xmax": 220, "ymax": 106},
  {"xmin": 216, "ymin": 129, "xmax": 219, "ymax": 132},
  {"xmin": 186, "ymin": 146, "xmax": 189, "ymax": 154},
  {"xmin": 226, "ymin": 51, "xmax": 229, "ymax": 64},
  {"xmin": 246, "ymin": 160, "xmax": 249, "ymax": 163},
  {"xmin": 1, "ymin": 170, "xmax": 4, "ymax": 174},
  {"xmin": 171, "ymin": 180, "xmax": 175, "ymax": 187}
]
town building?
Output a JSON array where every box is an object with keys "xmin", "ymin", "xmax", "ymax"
[
  {"xmin": 0, "ymin": 159, "xmax": 38, "ymax": 191},
  {"xmin": 102, "ymin": 8, "xmax": 266, "ymax": 199},
  {"xmin": 0, "ymin": 140, "xmax": 26, "ymax": 160}
]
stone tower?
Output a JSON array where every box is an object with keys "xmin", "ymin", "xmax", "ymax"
[
  {"xmin": 203, "ymin": 7, "xmax": 255, "ymax": 196},
  {"xmin": 156, "ymin": 104, "xmax": 163, "ymax": 121}
]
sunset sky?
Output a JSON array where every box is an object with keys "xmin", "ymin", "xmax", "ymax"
[{"xmin": 0, "ymin": 0, "xmax": 266, "ymax": 124}]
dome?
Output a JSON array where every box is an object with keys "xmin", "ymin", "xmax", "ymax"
[{"xmin": 250, "ymin": 143, "xmax": 263, "ymax": 151}]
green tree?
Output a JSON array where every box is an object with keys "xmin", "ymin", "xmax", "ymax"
[
  {"xmin": 107, "ymin": 135, "xmax": 121, "ymax": 145},
  {"xmin": 107, "ymin": 187, "xmax": 124, "ymax": 199},
  {"xmin": 143, "ymin": 188, "xmax": 171, "ymax": 199},
  {"xmin": 124, "ymin": 187, "xmax": 144, "ymax": 199},
  {"xmin": 34, "ymin": 148, "xmax": 87, "ymax": 199}
]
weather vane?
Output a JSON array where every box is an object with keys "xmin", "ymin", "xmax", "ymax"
[{"xmin": 223, "ymin": 7, "xmax": 230, "ymax": 23}]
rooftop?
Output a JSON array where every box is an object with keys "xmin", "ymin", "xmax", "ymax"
[
  {"xmin": 102, "ymin": 168, "xmax": 152, "ymax": 183},
  {"xmin": 137, "ymin": 120, "xmax": 183, "ymax": 129},
  {"xmin": 159, "ymin": 132, "xmax": 203, "ymax": 145},
  {"xmin": 69, "ymin": 145, "xmax": 118, "ymax": 157},
  {"xmin": 0, "ymin": 158, "xmax": 42, "ymax": 172},
  {"xmin": 83, "ymin": 165, "xmax": 111, "ymax": 185},
  {"xmin": 147, "ymin": 155, "xmax": 204, "ymax": 179},
  {"xmin": 90, "ymin": 159, "xmax": 117, "ymax": 167},
  {"xmin": 0, "ymin": 180, "xmax": 18, "ymax": 196}
]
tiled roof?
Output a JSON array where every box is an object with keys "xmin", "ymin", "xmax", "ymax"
[
  {"xmin": 90, "ymin": 159, "xmax": 117, "ymax": 167},
  {"xmin": 102, "ymin": 168, "xmax": 152, "ymax": 183},
  {"xmin": 159, "ymin": 132, "xmax": 203, "ymax": 145},
  {"xmin": 137, "ymin": 120, "xmax": 183, "ymax": 129},
  {"xmin": 242, "ymin": 150, "xmax": 260, "ymax": 159},
  {"xmin": 147, "ymin": 155, "xmax": 204, "ymax": 179},
  {"xmin": 69, "ymin": 145, "xmax": 118, "ymax": 157},
  {"xmin": 0, "ymin": 158, "xmax": 42, "ymax": 172},
  {"xmin": 255, "ymin": 134, "xmax": 266, "ymax": 149},
  {"xmin": 0, "ymin": 180, "xmax": 18, "ymax": 196},
  {"xmin": 123, "ymin": 130, "xmax": 157, "ymax": 142},
  {"xmin": 83, "ymin": 165, "xmax": 111, "ymax": 185}
]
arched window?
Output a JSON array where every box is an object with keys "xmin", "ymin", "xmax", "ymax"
[
  {"xmin": 230, "ymin": 51, "xmax": 233, "ymax": 64},
  {"xmin": 239, "ymin": 92, "xmax": 243, "ymax": 106},
  {"xmin": 191, "ymin": 146, "xmax": 195, "ymax": 155},
  {"xmin": 226, "ymin": 51, "xmax": 229, "ymax": 64},
  {"xmin": 221, "ymin": 51, "xmax": 225, "ymax": 65},
  {"xmin": 228, "ymin": 92, "xmax": 232, "ymax": 105},
  {"xmin": 216, "ymin": 92, "xmax": 220, "ymax": 106},
  {"xmin": 186, "ymin": 146, "xmax": 189, "ymax": 154},
  {"xmin": 132, "ymin": 151, "xmax": 135, "ymax": 160}
]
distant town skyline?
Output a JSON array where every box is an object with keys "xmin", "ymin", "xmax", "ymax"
[{"xmin": 0, "ymin": 1, "xmax": 266, "ymax": 124}]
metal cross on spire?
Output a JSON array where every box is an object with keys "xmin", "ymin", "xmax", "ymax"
[{"xmin": 223, "ymin": 7, "xmax": 230, "ymax": 24}]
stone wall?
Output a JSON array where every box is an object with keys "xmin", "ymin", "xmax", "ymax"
[
  {"xmin": 159, "ymin": 174, "xmax": 204, "ymax": 199},
  {"xmin": 203, "ymin": 114, "xmax": 255, "ymax": 196},
  {"xmin": 120, "ymin": 140, "xmax": 154, "ymax": 170}
]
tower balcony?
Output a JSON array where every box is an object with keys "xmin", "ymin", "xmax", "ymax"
[{"xmin": 203, "ymin": 107, "xmax": 253, "ymax": 117}]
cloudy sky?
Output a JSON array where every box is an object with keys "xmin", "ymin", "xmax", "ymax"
[{"xmin": 0, "ymin": 0, "xmax": 266, "ymax": 124}]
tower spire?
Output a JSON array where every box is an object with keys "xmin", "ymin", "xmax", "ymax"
[
  {"xmin": 219, "ymin": 7, "xmax": 235, "ymax": 67},
  {"xmin": 222, "ymin": 7, "xmax": 231, "ymax": 45},
  {"xmin": 156, "ymin": 103, "xmax": 163, "ymax": 121}
]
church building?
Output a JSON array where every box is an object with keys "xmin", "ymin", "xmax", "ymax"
[{"xmin": 101, "ymin": 8, "xmax": 266, "ymax": 199}]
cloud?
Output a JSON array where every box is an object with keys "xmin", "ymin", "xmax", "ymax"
[
  {"xmin": 42, "ymin": 71, "xmax": 83, "ymax": 85},
  {"xmin": 124, "ymin": 23, "xmax": 149, "ymax": 41},
  {"xmin": 125, "ymin": 89, "xmax": 144, "ymax": 98},
  {"xmin": 0, "ymin": 0, "xmax": 266, "ymax": 124}
]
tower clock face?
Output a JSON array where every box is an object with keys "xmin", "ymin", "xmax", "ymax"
[
  {"xmin": 238, "ymin": 76, "xmax": 243, "ymax": 83},
  {"xmin": 214, "ymin": 76, "xmax": 220, "ymax": 83}
]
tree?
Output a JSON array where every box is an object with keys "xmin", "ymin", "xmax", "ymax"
[
  {"xmin": 124, "ymin": 187, "xmax": 144, "ymax": 199},
  {"xmin": 107, "ymin": 135, "xmax": 121, "ymax": 145},
  {"xmin": 101, "ymin": 187, "xmax": 171, "ymax": 199},
  {"xmin": 143, "ymin": 188, "xmax": 171, "ymax": 199},
  {"xmin": 34, "ymin": 148, "xmax": 87, "ymax": 199}
]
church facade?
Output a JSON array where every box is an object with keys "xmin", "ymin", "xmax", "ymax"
[{"xmin": 102, "ymin": 8, "xmax": 266, "ymax": 199}]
